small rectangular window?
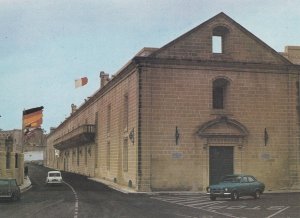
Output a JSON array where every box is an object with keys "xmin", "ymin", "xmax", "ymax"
[
  {"xmin": 212, "ymin": 36, "xmax": 222, "ymax": 53},
  {"xmin": 85, "ymin": 147, "xmax": 88, "ymax": 166},
  {"xmin": 107, "ymin": 104, "xmax": 111, "ymax": 134},
  {"xmin": 77, "ymin": 147, "xmax": 80, "ymax": 166},
  {"xmin": 123, "ymin": 95, "xmax": 129, "ymax": 130},
  {"xmin": 123, "ymin": 139, "xmax": 128, "ymax": 172}
]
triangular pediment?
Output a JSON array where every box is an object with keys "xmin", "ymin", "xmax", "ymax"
[
  {"xmin": 151, "ymin": 12, "xmax": 291, "ymax": 65},
  {"xmin": 198, "ymin": 117, "xmax": 248, "ymax": 138}
]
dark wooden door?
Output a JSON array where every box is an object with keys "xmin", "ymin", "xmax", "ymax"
[{"xmin": 209, "ymin": 146, "xmax": 234, "ymax": 185}]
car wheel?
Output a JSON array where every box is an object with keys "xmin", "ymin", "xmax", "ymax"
[
  {"xmin": 254, "ymin": 190, "xmax": 261, "ymax": 199},
  {"xmin": 210, "ymin": 195, "xmax": 216, "ymax": 201},
  {"xmin": 11, "ymin": 193, "xmax": 19, "ymax": 201},
  {"xmin": 231, "ymin": 191, "xmax": 239, "ymax": 201}
]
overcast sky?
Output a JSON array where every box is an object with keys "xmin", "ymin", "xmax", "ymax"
[{"xmin": 1, "ymin": 0, "xmax": 300, "ymax": 133}]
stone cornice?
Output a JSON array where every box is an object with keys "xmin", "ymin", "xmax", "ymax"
[{"xmin": 134, "ymin": 56, "xmax": 300, "ymax": 74}]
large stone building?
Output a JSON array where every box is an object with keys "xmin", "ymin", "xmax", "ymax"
[{"xmin": 46, "ymin": 13, "xmax": 300, "ymax": 192}]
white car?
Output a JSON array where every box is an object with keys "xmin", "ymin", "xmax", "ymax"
[{"xmin": 46, "ymin": 171, "xmax": 63, "ymax": 184}]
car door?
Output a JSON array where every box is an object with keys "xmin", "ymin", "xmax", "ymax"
[
  {"xmin": 247, "ymin": 176, "xmax": 257, "ymax": 194},
  {"xmin": 240, "ymin": 176, "xmax": 249, "ymax": 196}
]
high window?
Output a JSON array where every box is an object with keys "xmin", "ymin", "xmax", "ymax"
[
  {"xmin": 107, "ymin": 104, "xmax": 111, "ymax": 134},
  {"xmin": 212, "ymin": 26, "xmax": 229, "ymax": 54},
  {"xmin": 123, "ymin": 94, "xmax": 129, "ymax": 131},
  {"xmin": 213, "ymin": 78, "xmax": 229, "ymax": 109}
]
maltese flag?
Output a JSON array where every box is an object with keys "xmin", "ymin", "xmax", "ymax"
[{"xmin": 75, "ymin": 77, "xmax": 88, "ymax": 88}]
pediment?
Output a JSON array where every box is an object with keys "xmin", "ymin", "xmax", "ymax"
[
  {"xmin": 198, "ymin": 116, "xmax": 248, "ymax": 138},
  {"xmin": 151, "ymin": 12, "xmax": 291, "ymax": 65}
]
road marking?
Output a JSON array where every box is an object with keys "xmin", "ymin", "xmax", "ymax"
[
  {"xmin": 151, "ymin": 194, "xmax": 244, "ymax": 218},
  {"xmin": 63, "ymin": 181, "xmax": 79, "ymax": 218},
  {"xmin": 151, "ymin": 194, "xmax": 291, "ymax": 218},
  {"xmin": 190, "ymin": 201, "xmax": 223, "ymax": 207},
  {"xmin": 265, "ymin": 206, "xmax": 290, "ymax": 218}
]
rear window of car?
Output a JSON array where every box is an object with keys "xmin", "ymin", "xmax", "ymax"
[
  {"xmin": 49, "ymin": 173, "xmax": 61, "ymax": 177},
  {"xmin": 0, "ymin": 180, "xmax": 9, "ymax": 187},
  {"xmin": 248, "ymin": 176, "xmax": 256, "ymax": 182}
]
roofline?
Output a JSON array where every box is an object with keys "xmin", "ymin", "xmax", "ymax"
[
  {"xmin": 150, "ymin": 12, "xmax": 292, "ymax": 65},
  {"xmin": 47, "ymin": 59, "xmax": 138, "ymax": 138}
]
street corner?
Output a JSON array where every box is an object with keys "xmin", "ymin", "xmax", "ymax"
[{"xmin": 20, "ymin": 176, "xmax": 32, "ymax": 193}]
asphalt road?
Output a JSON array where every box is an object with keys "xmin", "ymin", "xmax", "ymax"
[{"xmin": 1, "ymin": 164, "xmax": 300, "ymax": 218}]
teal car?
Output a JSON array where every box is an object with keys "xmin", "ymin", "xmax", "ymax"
[
  {"xmin": 0, "ymin": 178, "xmax": 21, "ymax": 201},
  {"xmin": 207, "ymin": 174, "xmax": 265, "ymax": 201}
]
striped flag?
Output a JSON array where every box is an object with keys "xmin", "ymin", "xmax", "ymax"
[
  {"xmin": 75, "ymin": 77, "xmax": 88, "ymax": 88},
  {"xmin": 23, "ymin": 106, "xmax": 44, "ymax": 128}
]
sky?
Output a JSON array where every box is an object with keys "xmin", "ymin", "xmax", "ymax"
[{"xmin": 0, "ymin": 0, "xmax": 300, "ymax": 133}]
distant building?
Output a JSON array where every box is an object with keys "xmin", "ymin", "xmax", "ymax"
[
  {"xmin": 23, "ymin": 128, "xmax": 47, "ymax": 163},
  {"xmin": 0, "ymin": 130, "xmax": 24, "ymax": 185},
  {"xmin": 46, "ymin": 13, "xmax": 300, "ymax": 192}
]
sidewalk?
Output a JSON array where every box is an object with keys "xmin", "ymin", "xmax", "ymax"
[
  {"xmin": 89, "ymin": 177, "xmax": 137, "ymax": 194},
  {"xmin": 89, "ymin": 177, "xmax": 300, "ymax": 195},
  {"xmin": 19, "ymin": 176, "xmax": 32, "ymax": 193}
]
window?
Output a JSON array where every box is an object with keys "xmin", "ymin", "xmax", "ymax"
[
  {"xmin": 6, "ymin": 152, "xmax": 10, "ymax": 169},
  {"xmin": 123, "ymin": 139, "xmax": 128, "ymax": 172},
  {"xmin": 107, "ymin": 142, "xmax": 110, "ymax": 170},
  {"xmin": 85, "ymin": 146, "xmax": 88, "ymax": 166},
  {"xmin": 212, "ymin": 26, "xmax": 229, "ymax": 54},
  {"xmin": 107, "ymin": 104, "xmax": 111, "ymax": 134},
  {"xmin": 248, "ymin": 176, "xmax": 255, "ymax": 182},
  {"xmin": 123, "ymin": 95, "xmax": 129, "ymax": 130},
  {"xmin": 15, "ymin": 153, "xmax": 18, "ymax": 168},
  {"xmin": 241, "ymin": 177, "xmax": 248, "ymax": 183},
  {"xmin": 212, "ymin": 36, "xmax": 222, "ymax": 53},
  {"xmin": 95, "ymin": 112, "xmax": 99, "ymax": 168},
  {"xmin": 213, "ymin": 78, "xmax": 229, "ymax": 109},
  {"xmin": 72, "ymin": 149, "xmax": 76, "ymax": 164},
  {"xmin": 77, "ymin": 147, "xmax": 80, "ymax": 166}
]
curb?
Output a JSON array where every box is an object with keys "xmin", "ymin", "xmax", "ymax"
[
  {"xmin": 20, "ymin": 176, "xmax": 32, "ymax": 193},
  {"xmin": 88, "ymin": 177, "xmax": 300, "ymax": 195}
]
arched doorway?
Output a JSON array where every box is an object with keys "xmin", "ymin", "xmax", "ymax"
[{"xmin": 198, "ymin": 116, "xmax": 248, "ymax": 185}]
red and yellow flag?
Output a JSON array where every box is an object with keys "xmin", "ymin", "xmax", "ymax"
[{"xmin": 23, "ymin": 106, "xmax": 44, "ymax": 128}]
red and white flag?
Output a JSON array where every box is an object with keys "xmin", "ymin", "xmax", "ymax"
[{"xmin": 75, "ymin": 77, "xmax": 88, "ymax": 88}]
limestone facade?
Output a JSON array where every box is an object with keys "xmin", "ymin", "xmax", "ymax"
[
  {"xmin": 0, "ymin": 130, "xmax": 24, "ymax": 185},
  {"xmin": 46, "ymin": 13, "xmax": 300, "ymax": 192}
]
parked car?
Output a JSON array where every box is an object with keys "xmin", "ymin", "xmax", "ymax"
[
  {"xmin": 207, "ymin": 174, "xmax": 265, "ymax": 201},
  {"xmin": 0, "ymin": 178, "xmax": 21, "ymax": 201},
  {"xmin": 46, "ymin": 171, "xmax": 63, "ymax": 185}
]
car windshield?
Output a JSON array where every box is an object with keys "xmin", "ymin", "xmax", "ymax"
[
  {"xmin": 222, "ymin": 176, "xmax": 241, "ymax": 183},
  {"xmin": 49, "ymin": 173, "xmax": 61, "ymax": 177}
]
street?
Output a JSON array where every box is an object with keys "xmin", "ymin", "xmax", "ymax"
[{"xmin": 0, "ymin": 164, "xmax": 300, "ymax": 218}]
